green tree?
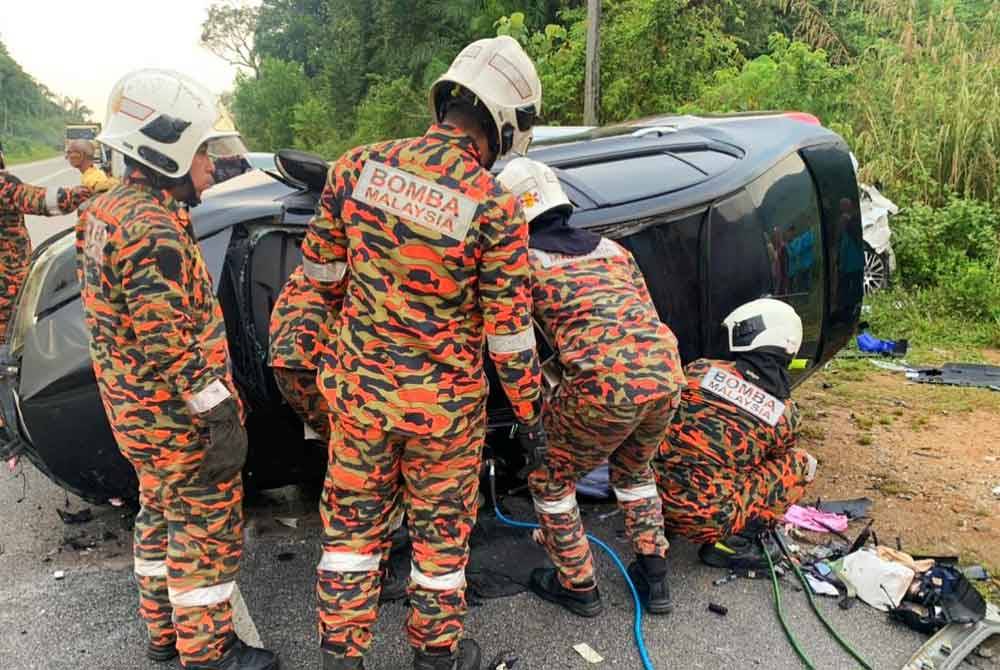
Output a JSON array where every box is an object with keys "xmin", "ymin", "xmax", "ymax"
[
  {"xmin": 230, "ymin": 58, "xmax": 311, "ymax": 150},
  {"xmin": 201, "ymin": 1, "xmax": 262, "ymax": 77}
]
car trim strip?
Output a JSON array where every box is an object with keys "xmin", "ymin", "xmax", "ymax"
[
  {"xmin": 303, "ymin": 258, "xmax": 347, "ymax": 283},
  {"xmin": 487, "ymin": 328, "xmax": 536, "ymax": 355},
  {"xmin": 134, "ymin": 557, "xmax": 167, "ymax": 578},
  {"xmin": 613, "ymin": 484, "xmax": 658, "ymax": 502},
  {"xmin": 187, "ymin": 379, "xmax": 231, "ymax": 415},
  {"xmin": 317, "ymin": 550, "xmax": 380, "ymax": 573},
  {"xmin": 533, "ymin": 492, "xmax": 577, "ymax": 515},
  {"xmin": 169, "ymin": 581, "xmax": 234, "ymax": 608},
  {"xmin": 410, "ymin": 563, "xmax": 466, "ymax": 591}
]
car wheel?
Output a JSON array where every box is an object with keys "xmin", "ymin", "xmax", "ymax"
[{"xmin": 863, "ymin": 242, "xmax": 890, "ymax": 295}]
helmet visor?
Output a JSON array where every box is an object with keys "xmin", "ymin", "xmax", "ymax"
[{"xmin": 204, "ymin": 135, "xmax": 249, "ymax": 161}]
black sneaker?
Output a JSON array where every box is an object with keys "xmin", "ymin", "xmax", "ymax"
[
  {"xmin": 147, "ymin": 639, "xmax": 178, "ymax": 662},
  {"xmin": 699, "ymin": 532, "xmax": 780, "ymax": 571},
  {"xmin": 413, "ymin": 639, "xmax": 482, "ymax": 670},
  {"xmin": 529, "ymin": 568, "xmax": 603, "ymax": 618},
  {"xmin": 182, "ymin": 637, "xmax": 280, "ymax": 669},
  {"xmin": 627, "ymin": 555, "xmax": 672, "ymax": 615},
  {"xmin": 379, "ymin": 560, "xmax": 407, "ymax": 604},
  {"xmin": 322, "ymin": 654, "xmax": 366, "ymax": 670}
]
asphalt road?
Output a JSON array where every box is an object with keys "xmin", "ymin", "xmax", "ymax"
[
  {"xmin": 8, "ymin": 155, "xmax": 82, "ymax": 244},
  {"xmin": 3, "ymin": 460, "xmax": 993, "ymax": 670}
]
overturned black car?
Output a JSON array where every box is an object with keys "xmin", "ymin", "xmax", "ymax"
[{"xmin": 0, "ymin": 113, "xmax": 863, "ymax": 504}]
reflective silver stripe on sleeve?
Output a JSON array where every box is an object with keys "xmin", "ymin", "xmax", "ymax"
[
  {"xmin": 168, "ymin": 581, "xmax": 234, "ymax": 608},
  {"xmin": 532, "ymin": 492, "xmax": 578, "ymax": 515},
  {"xmin": 186, "ymin": 379, "xmax": 231, "ymax": 415},
  {"xmin": 410, "ymin": 563, "xmax": 466, "ymax": 591},
  {"xmin": 487, "ymin": 328, "xmax": 536, "ymax": 355},
  {"xmin": 613, "ymin": 484, "xmax": 659, "ymax": 503},
  {"xmin": 134, "ymin": 557, "xmax": 167, "ymax": 578},
  {"xmin": 44, "ymin": 187, "xmax": 60, "ymax": 214},
  {"xmin": 302, "ymin": 258, "xmax": 347, "ymax": 283},
  {"xmin": 317, "ymin": 551, "xmax": 381, "ymax": 573}
]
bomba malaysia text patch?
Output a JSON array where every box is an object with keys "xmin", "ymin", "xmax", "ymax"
[
  {"xmin": 354, "ymin": 161, "xmax": 478, "ymax": 241},
  {"xmin": 701, "ymin": 366, "xmax": 786, "ymax": 427}
]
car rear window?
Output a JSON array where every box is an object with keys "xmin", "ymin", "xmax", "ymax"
[{"xmin": 563, "ymin": 150, "xmax": 737, "ymax": 206}]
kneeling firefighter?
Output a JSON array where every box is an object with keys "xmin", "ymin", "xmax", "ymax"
[
  {"xmin": 497, "ymin": 157, "xmax": 685, "ymax": 617},
  {"xmin": 77, "ymin": 69, "xmax": 278, "ymax": 669},
  {"xmin": 653, "ymin": 298, "xmax": 817, "ymax": 569}
]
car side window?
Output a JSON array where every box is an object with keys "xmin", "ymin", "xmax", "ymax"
[{"xmin": 747, "ymin": 153, "xmax": 826, "ymax": 362}]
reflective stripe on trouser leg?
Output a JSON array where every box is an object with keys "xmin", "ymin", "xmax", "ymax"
[
  {"xmin": 404, "ymin": 411, "xmax": 485, "ymax": 652},
  {"xmin": 165, "ymin": 475, "xmax": 244, "ymax": 666},
  {"xmin": 317, "ymin": 418, "xmax": 402, "ymax": 657},
  {"xmin": 531, "ymin": 490, "xmax": 595, "ymax": 587},
  {"xmin": 608, "ymin": 395, "xmax": 675, "ymax": 558},
  {"xmin": 134, "ymin": 503, "xmax": 175, "ymax": 646}
]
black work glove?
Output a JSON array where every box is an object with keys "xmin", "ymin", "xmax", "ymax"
[
  {"xmin": 195, "ymin": 396, "xmax": 248, "ymax": 485},
  {"xmin": 516, "ymin": 420, "xmax": 548, "ymax": 479}
]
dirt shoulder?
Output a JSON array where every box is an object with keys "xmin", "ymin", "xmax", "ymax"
[{"xmin": 797, "ymin": 354, "xmax": 1000, "ymax": 596}]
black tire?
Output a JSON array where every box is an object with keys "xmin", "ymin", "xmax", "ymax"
[{"xmin": 863, "ymin": 242, "xmax": 890, "ymax": 295}]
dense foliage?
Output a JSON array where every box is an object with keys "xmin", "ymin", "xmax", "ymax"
[
  {"xmin": 0, "ymin": 41, "xmax": 92, "ymax": 163},
  {"xmin": 215, "ymin": 0, "xmax": 998, "ymax": 338}
]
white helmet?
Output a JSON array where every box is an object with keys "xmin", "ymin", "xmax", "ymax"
[
  {"xmin": 430, "ymin": 36, "xmax": 542, "ymax": 160},
  {"xmin": 723, "ymin": 298, "xmax": 803, "ymax": 356},
  {"xmin": 98, "ymin": 69, "xmax": 246, "ymax": 179},
  {"xmin": 497, "ymin": 157, "xmax": 572, "ymax": 223}
]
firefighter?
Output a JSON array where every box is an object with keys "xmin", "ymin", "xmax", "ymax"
[
  {"xmin": 268, "ymin": 265, "xmax": 407, "ymax": 603},
  {"xmin": 0, "ymin": 169, "xmax": 91, "ymax": 344},
  {"xmin": 303, "ymin": 35, "xmax": 546, "ymax": 670},
  {"xmin": 76, "ymin": 69, "xmax": 277, "ymax": 669},
  {"xmin": 653, "ymin": 298, "xmax": 817, "ymax": 569},
  {"xmin": 497, "ymin": 158, "xmax": 685, "ymax": 617},
  {"xmin": 66, "ymin": 138, "xmax": 119, "ymax": 193}
]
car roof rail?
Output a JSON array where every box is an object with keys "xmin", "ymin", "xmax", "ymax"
[{"xmin": 632, "ymin": 126, "xmax": 678, "ymax": 138}]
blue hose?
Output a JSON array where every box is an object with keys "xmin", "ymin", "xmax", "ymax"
[{"xmin": 487, "ymin": 461, "xmax": 655, "ymax": 670}]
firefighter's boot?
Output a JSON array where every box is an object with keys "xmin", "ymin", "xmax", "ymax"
[
  {"xmin": 413, "ymin": 639, "xmax": 482, "ymax": 670},
  {"xmin": 627, "ymin": 554, "xmax": 673, "ymax": 615},
  {"xmin": 529, "ymin": 567, "xmax": 603, "ymax": 618},
  {"xmin": 183, "ymin": 638, "xmax": 279, "ymax": 669}
]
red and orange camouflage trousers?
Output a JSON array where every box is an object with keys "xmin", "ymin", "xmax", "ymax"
[
  {"xmin": 0, "ymin": 257, "xmax": 28, "ymax": 343},
  {"xmin": 273, "ymin": 366, "xmax": 331, "ymax": 443},
  {"xmin": 316, "ymin": 409, "xmax": 485, "ymax": 658},
  {"xmin": 528, "ymin": 392, "xmax": 678, "ymax": 588},
  {"xmin": 129, "ymin": 449, "xmax": 244, "ymax": 665},
  {"xmin": 655, "ymin": 448, "xmax": 812, "ymax": 544}
]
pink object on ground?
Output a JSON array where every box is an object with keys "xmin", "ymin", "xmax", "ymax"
[{"xmin": 783, "ymin": 504, "xmax": 849, "ymax": 533}]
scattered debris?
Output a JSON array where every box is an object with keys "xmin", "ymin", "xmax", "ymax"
[
  {"xmin": 274, "ymin": 517, "xmax": 299, "ymax": 529},
  {"xmin": 487, "ymin": 651, "xmax": 520, "ymax": 670},
  {"xmin": 53, "ymin": 570, "xmax": 65, "ymax": 580},
  {"xmin": 108, "ymin": 498, "xmax": 124, "ymax": 507},
  {"xmin": 903, "ymin": 603, "xmax": 1000, "ymax": 670},
  {"xmin": 804, "ymin": 574, "xmax": 840, "ymax": 597},
  {"xmin": 572, "ymin": 642, "xmax": 603, "ymax": 664},
  {"xmin": 906, "ymin": 363, "xmax": 1000, "ymax": 389},
  {"xmin": 712, "ymin": 573, "xmax": 738, "ymax": 587},
  {"xmin": 707, "ymin": 602, "xmax": 728, "ymax": 616},
  {"xmin": 276, "ymin": 552, "xmax": 296, "ymax": 562},
  {"xmin": 783, "ymin": 505, "xmax": 849, "ymax": 533},
  {"xmin": 842, "ymin": 548, "xmax": 915, "ymax": 611},
  {"xmin": 992, "ymin": 485, "xmax": 1000, "ymax": 498},
  {"xmin": 856, "ymin": 330, "xmax": 908, "ymax": 356},
  {"xmin": 56, "ymin": 508, "xmax": 92, "ymax": 525},
  {"xmin": 815, "ymin": 497, "xmax": 873, "ymax": 520}
]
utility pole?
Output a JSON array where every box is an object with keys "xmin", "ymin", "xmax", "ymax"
[{"xmin": 583, "ymin": 0, "xmax": 601, "ymax": 126}]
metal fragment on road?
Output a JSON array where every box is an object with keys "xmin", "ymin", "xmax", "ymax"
[
  {"xmin": 53, "ymin": 570, "xmax": 65, "ymax": 580},
  {"xmin": 573, "ymin": 643, "xmax": 603, "ymax": 664},
  {"xmin": 903, "ymin": 602, "xmax": 1000, "ymax": 670}
]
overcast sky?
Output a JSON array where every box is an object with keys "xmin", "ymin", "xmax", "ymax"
[{"xmin": 1, "ymin": 0, "xmax": 257, "ymax": 120}]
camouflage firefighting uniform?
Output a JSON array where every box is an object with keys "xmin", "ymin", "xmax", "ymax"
[
  {"xmin": 269, "ymin": 265, "xmax": 335, "ymax": 442},
  {"xmin": 0, "ymin": 173, "xmax": 91, "ymax": 342},
  {"xmin": 654, "ymin": 358, "xmax": 812, "ymax": 544},
  {"xmin": 303, "ymin": 123, "xmax": 543, "ymax": 658},
  {"xmin": 527, "ymin": 238, "xmax": 684, "ymax": 587},
  {"xmin": 76, "ymin": 171, "xmax": 244, "ymax": 665}
]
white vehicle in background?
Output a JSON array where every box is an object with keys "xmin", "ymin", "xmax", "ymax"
[{"xmin": 859, "ymin": 182, "xmax": 898, "ymax": 294}]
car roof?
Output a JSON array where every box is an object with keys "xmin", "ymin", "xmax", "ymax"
[
  {"xmin": 522, "ymin": 115, "xmax": 843, "ymax": 230},
  {"xmin": 192, "ymin": 115, "xmax": 846, "ymax": 239}
]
